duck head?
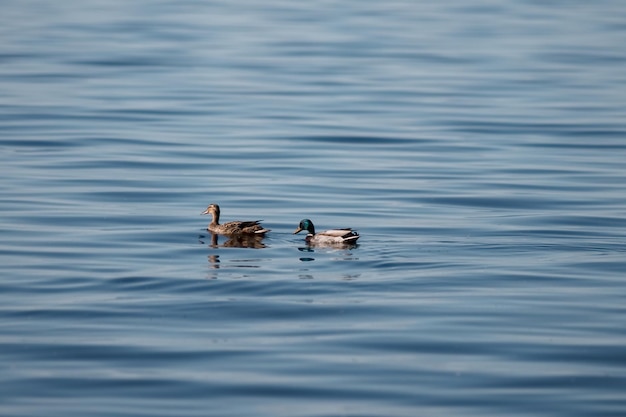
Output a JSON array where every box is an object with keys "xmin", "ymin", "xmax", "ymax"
[
  {"xmin": 201, "ymin": 203, "xmax": 220, "ymax": 219},
  {"xmin": 293, "ymin": 219, "xmax": 315, "ymax": 235}
]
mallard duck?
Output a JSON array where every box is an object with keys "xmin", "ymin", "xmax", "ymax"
[
  {"xmin": 293, "ymin": 219, "xmax": 359, "ymax": 245},
  {"xmin": 201, "ymin": 203, "xmax": 270, "ymax": 235}
]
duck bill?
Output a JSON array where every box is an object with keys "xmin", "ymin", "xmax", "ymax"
[
  {"xmin": 293, "ymin": 226, "xmax": 303, "ymax": 234},
  {"xmin": 201, "ymin": 208, "xmax": 210, "ymax": 215}
]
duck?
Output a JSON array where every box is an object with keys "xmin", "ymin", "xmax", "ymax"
[
  {"xmin": 201, "ymin": 203, "xmax": 270, "ymax": 235},
  {"xmin": 293, "ymin": 219, "xmax": 359, "ymax": 245}
]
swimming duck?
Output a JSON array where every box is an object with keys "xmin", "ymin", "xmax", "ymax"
[
  {"xmin": 201, "ymin": 204, "xmax": 270, "ymax": 235},
  {"xmin": 293, "ymin": 219, "xmax": 359, "ymax": 245}
]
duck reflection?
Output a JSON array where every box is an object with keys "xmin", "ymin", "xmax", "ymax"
[
  {"xmin": 297, "ymin": 243, "xmax": 359, "ymax": 262},
  {"xmin": 201, "ymin": 232, "xmax": 267, "ymax": 249},
  {"xmin": 297, "ymin": 241, "xmax": 359, "ymax": 251},
  {"xmin": 207, "ymin": 254, "xmax": 220, "ymax": 269}
]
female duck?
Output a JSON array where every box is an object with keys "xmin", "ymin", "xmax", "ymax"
[
  {"xmin": 201, "ymin": 203, "xmax": 270, "ymax": 235},
  {"xmin": 293, "ymin": 219, "xmax": 359, "ymax": 245}
]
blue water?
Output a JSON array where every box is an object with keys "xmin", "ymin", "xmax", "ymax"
[{"xmin": 2, "ymin": 1, "xmax": 626, "ymax": 416}]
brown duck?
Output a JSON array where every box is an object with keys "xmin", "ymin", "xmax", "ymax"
[{"xmin": 201, "ymin": 203, "xmax": 270, "ymax": 235}]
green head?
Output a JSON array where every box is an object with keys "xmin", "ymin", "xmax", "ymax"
[{"xmin": 293, "ymin": 219, "xmax": 315, "ymax": 235}]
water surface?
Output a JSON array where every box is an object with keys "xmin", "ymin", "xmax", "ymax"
[{"xmin": 1, "ymin": 1, "xmax": 626, "ymax": 416}]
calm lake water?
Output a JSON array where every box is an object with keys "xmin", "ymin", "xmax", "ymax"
[{"xmin": 2, "ymin": 1, "xmax": 626, "ymax": 416}]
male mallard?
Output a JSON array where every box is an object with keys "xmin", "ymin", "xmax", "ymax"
[
  {"xmin": 201, "ymin": 203, "xmax": 270, "ymax": 235},
  {"xmin": 293, "ymin": 219, "xmax": 359, "ymax": 245}
]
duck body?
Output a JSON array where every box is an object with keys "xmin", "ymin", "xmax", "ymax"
[
  {"xmin": 202, "ymin": 204, "xmax": 270, "ymax": 235},
  {"xmin": 294, "ymin": 219, "xmax": 359, "ymax": 245}
]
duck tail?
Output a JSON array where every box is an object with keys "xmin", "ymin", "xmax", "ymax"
[{"xmin": 344, "ymin": 234, "xmax": 359, "ymax": 243}]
